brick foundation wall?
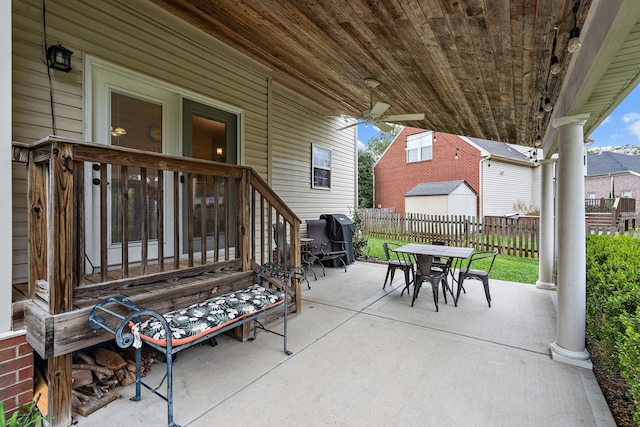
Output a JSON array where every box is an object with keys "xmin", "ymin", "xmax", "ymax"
[{"xmin": 0, "ymin": 333, "xmax": 34, "ymax": 416}]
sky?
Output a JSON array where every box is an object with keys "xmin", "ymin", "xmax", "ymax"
[
  {"xmin": 357, "ymin": 84, "xmax": 640, "ymax": 151},
  {"xmin": 587, "ymin": 85, "xmax": 640, "ymax": 150}
]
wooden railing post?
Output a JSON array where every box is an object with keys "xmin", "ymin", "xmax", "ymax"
[
  {"xmin": 611, "ymin": 197, "xmax": 620, "ymax": 227},
  {"xmin": 28, "ymin": 151, "xmax": 48, "ymax": 300},
  {"xmin": 47, "ymin": 142, "xmax": 77, "ymax": 427},
  {"xmin": 238, "ymin": 169, "xmax": 251, "ymax": 272}
]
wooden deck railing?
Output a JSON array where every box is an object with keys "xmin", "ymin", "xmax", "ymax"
[
  {"xmin": 14, "ymin": 136, "xmax": 301, "ymax": 310},
  {"xmin": 585, "ymin": 197, "xmax": 635, "ymax": 214},
  {"xmin": 585, "ymin": 197, "xmax": 637, "ymax": 228},
  {"xmin": 13, "ymin": 136, "xmax": 302, "ymax": 427}
]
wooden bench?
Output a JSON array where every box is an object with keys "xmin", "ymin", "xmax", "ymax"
[{"xmin": 87, "ymin": 262, "xmax": 304, "ymax": 427}]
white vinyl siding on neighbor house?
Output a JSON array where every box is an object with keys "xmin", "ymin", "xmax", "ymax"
[
  {"xmin": 482, "ymin": 160, "xmax": 541, "ymax": 216},
  {"xmin": 11, "ymin": 0, "xmax": 355, "ymax": 282}
]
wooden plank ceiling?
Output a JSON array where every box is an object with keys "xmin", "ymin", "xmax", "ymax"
[{"xmin": 151, "ymin": 0, "xmax": 591, "ymax": 146}]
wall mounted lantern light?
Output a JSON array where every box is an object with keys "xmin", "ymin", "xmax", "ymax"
[{"xmin": 47, "ymin": 42, "xmax": 73, "ymax": 72}]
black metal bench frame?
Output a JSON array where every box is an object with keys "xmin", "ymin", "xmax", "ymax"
[{"xmin": 87, "ymin": 262, "xmax": 303, "ymax": 427}]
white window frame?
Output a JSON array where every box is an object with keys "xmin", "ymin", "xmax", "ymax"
[
  {"xmin": 312, "ymin": 144, "xmax": 331, "ymax": 189},
  {"xmin": 406, "ymin": 131, "xmax": 433, "ymax": 163},
  {"xmin": 622, "ymin": 190, "xmax": 633, "ymax": 198},
  {"xmin": 587, "ymin": 192, "xmax": 596, "ymax": 199}
]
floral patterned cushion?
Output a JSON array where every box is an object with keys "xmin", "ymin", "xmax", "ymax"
[{"xmin": 134, "ymin": 284, "xmax": 285, "ymax": 347}]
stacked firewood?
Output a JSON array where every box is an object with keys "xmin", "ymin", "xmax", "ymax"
[{"xmin": 70, "ymin": 345, "xmax": 159, "ymax": 416}]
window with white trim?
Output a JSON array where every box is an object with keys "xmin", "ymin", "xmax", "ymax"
[
  {"xmin": 312, "ymin": 144, "xmax": 331, "ymax": 189},
  {"xmin": 406, "ymin": 131, "xmax": 433, "ymax": 163},
  {"xmin": 587, "ymin": 192, "xmax": 596, "ymax": 199},
  {"xmin": 622, "ymin": 190, "xmax": 633, "ymax": 198}
]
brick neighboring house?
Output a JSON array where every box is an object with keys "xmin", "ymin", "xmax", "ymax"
[
  {"xmin": 373, "ymin": 127, "xmax": 541, "ymax": 216},
  {"xmin": 586, "ymin": 151, "xmax": 640, "ymax": 213}
]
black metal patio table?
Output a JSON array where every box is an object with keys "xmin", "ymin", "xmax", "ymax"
[{"xmin": 394, "ymin": 243, "xmax": 474, "ymax": 306}]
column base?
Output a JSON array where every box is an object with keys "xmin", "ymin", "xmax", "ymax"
[
  {"xmin": 550, "ymin": 341, "xmax": 592, "ymax": 369},
  {"xmin": 536, "ymin": 280, "xmax": 556, "ymax": 290}
]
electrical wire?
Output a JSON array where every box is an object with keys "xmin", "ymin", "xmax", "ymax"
[
  {"xmin": 42, "ymin": 0, "xmax": 57, "ymax": 135},
  {"xmin": 435, "ymin": 132, "xmax": 479, "ymax": 158}
]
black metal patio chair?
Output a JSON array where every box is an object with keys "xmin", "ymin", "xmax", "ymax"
[
  {"xmin": 412, "ymin": 254, "xmax": 448, "ymax": 311},
  {"xmin": 382, "ymin": 242, "xmax": 414, "ymax": 296},
  {"xmin": 455, "ymin": 251, "xmax": 498, "ymax": 307},
  {"xmin": 430, "ymin": 240, "xmax": 450, "ymax": 271}
]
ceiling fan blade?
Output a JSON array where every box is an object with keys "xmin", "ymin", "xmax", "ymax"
[
  {"xmin": 374, "ymin": 121, "xmax": 394, "ymax": 133},
  {"xmin": 380, "ymin": 113, "xmax": 425, "ymax": 122},
  {"xmin": 369, "ymin": 102, "xmax": 391, "ymax": 118},
  {"xmin": 337, "ymin": 121, "xmax": 362, "ymax": 131}
]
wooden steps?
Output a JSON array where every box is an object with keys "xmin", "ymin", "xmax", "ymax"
[
  {"xmin": 22, "ymin": 259, "xmax": 261, "ymax": 359},
  {"xmin": 585, "ymin": 212, "xmax": 615, "ymax": 227},
  {"xmin": 585, "ymin": 212, "xmax": 638, "ymax": 229}
]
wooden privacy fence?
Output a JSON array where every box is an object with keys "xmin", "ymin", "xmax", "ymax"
[{"xmin": 362, "ymin": 210, "xmax": 539, "ymax": 259}]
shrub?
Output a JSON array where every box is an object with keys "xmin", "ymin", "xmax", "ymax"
[
  {"xmin": 512, "ymin": 199, "xmax": 540, "ymax": 216},
  {"xmin": 350, "ymin": 208, "xmax": 369, "ymax": 258},
  {"xmin": 0, "ymin": 397, "xmax": 47, "ymax": 427},
  {"xmin": 586, "ymin": 234, "xmax": 640, "ymax": 423}
]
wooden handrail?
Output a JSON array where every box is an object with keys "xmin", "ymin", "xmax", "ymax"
[
  {"xmin": 249, "ymin": 169, "xmax": 300, "ymax": 226},
  {"xmin": 611, "ymin": 198, "xmax": 620, "ymax": 226},
  {"xmin": 16, "ymin": 135, "xmax": 303, "ymax": 427},
  {"xmin": 584, "ymin": 197, "xmax": 635, "ymax": 214},
  {"xmin": 16, "ymin": 136, "xmax": 301, "ymax": 304}
]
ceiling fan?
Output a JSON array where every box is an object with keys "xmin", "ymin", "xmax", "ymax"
[{"xmin": 337, "ymin": 78, "xmax": 425, "ymax": 132}]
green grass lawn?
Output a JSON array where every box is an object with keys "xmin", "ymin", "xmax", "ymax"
[{"xmin": 363, "ymin": 236, "xmax": 539, "ymax": 284}]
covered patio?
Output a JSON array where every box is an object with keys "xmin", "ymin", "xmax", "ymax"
[
  {"xmin": 2, "ymin": 1, "xmax": 640, "ymax": 425},
  {"xmin": 76, "ymin": 261, "xmax": 614, "ymax": 426}
]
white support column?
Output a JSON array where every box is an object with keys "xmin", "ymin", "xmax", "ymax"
[
  {"xmin": 0, "ymin": 0, "xmax": 12, "ymax": 334},
  {"xmin": 536, "ymin": 159, "xmax": 556, "ymax": 289},
  {"xmin": 550, "ymin": 113, "xmax": 591, "ymax": 369}
]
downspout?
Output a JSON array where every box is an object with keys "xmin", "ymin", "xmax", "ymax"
[{"xmin": 479, "ymin": 154, "xmax": 491, "ymax": 217}]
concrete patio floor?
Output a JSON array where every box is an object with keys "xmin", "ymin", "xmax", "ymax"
[{"xmin": 75, "ymin": 261, "xmax": 615, "ymax": 426}]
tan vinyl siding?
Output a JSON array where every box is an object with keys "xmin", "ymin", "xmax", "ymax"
[
  {"xmin": 12, "ymin": 0, "xmax": 272, "ymax": 282},
  {"xmin": 12, "ymin": 165, "xmax": 28, "ymax": 284},
  {"xmin": 271, "ymin": 90, "xmax": 357, "ymax": 230},
  {"xmin": 13, "ymin": 0, "xmax": 269, "ymax": 168},
  {"xmin": 12, "ymin": 0, "xmax": 356, "ymax": 282}
]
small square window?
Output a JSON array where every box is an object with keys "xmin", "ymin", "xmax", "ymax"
[
  {"xmin": 622, "ymin": 190, "xmax": 633, "ymax": 198},
  {"xmin": 406, "ymin": 131, "xmax": 433, "ymax": 163},
  {"xmin": 312, "ymin": 145, "xmax": 331, "ymax": 189}
]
